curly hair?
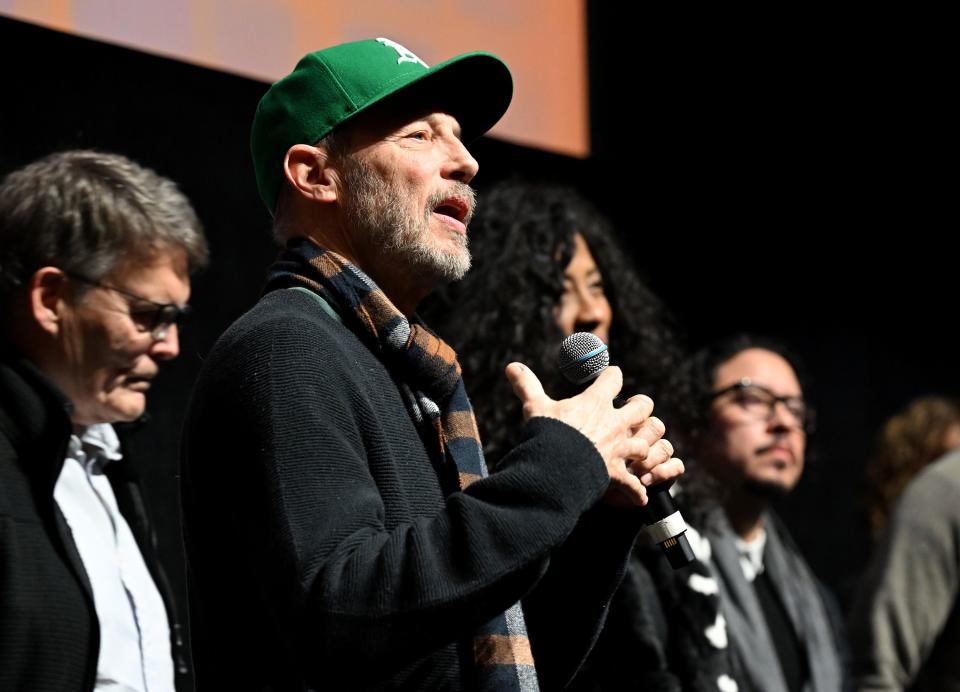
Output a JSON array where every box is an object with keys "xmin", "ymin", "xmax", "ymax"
[
  {"xmin": 671, "ymin": 334, "xmax": 811, "ymax": 449},
  {"xmin": 668, "ymin": 334, "xmax": 810, "ymax": 525},
  {"xmin": 425, "ymin": 180, "xmax": 686, "ymax": 464},
  {"xmin": 865, "ymin": 396, "xmax": 960, "ymax": 540}
]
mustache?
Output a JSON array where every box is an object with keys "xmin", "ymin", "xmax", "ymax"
[
  {"xmin": 428, "ymin": 183, "xmax": 477, "ymax": 226},
  {"xmin": 755, "ymin": 439, "xmax": 794, "ymax": 455}
]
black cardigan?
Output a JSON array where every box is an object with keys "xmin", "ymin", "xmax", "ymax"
[
  {"xmin": 181, "ymin": 287, "xmax": 646, "ymax": 691},
  {"xmin": 0, "ymin": 356, "xmax": 191, "ymax": 692}
]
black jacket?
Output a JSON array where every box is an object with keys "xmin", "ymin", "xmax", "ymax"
[
  {"xmin": 0, "ymin": 355, "xmax": 191, "ymax": 692},
  {"xmin": 181, "ymin": 286, "xmax": 644, "ymax": 691}
]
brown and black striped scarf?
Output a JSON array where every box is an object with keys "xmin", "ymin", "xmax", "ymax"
[{"xmin": 266, "ymin": 237, "xmax": 540, "ymax": 691}]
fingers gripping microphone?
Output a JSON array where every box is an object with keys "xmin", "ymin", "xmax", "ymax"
[{"xmin": 558, "ymin": 332, "xmax": 695, "ymax": 569}]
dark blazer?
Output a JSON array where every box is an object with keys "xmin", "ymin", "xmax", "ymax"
[{"xmin": 0, "ymin": 355, "xmax": 191, "ymax": 692}]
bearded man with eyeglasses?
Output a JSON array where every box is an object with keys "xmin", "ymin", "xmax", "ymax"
[
  {"xmin": 646, "ymin": 336, "xmax": 849, "ymax": 692},
  {"xmin": 0, "ymin": 150, "xmax": 208, "ymax": 691}
]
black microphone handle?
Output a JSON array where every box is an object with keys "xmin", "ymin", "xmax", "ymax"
[
  {"xmin": 613, "ymin": 395, "xmax": 694, "ymax": 567},
  {"xmin": 638, "ymin": 481, "xmax": 696, "ymax": 569}
]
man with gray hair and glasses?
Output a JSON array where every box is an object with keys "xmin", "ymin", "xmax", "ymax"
[{"xmin": 0, "ymin": 150, "xmax": 208, "ymax": 691}]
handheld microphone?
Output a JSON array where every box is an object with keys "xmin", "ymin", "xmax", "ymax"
[{"xmin": 558, "ymin": 332, "xmax": 695, "ymax": 569}]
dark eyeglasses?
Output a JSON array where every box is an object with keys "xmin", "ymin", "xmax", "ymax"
[
  {"xmin": 711, "ymin": 379, "xmax": 814, "ymax": 432},
  {"xmin": 64, "ymin": 271, "xmax": 190, "ymax": 341}
]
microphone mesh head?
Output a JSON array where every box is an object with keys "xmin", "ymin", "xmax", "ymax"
[{"xmin": 558, "ymin": 332, "xmax": 610, "ymax": 384}]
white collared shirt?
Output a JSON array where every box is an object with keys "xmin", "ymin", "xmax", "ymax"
[
  {"xmin": 734, "ymin": 527, "xmax": 768, "ymax": 583},
  {"xmin": 54, "ymin": 423, "xmax": 174, "ymax": 692}
]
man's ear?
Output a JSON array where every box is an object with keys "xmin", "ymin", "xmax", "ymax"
[
  {"xmin": 28, "ymin": 267, "xmax": 69, "ymax": 336},
  {"xmin": 282, "ymin": 144, "xmax": 341, "ymax": 204}
]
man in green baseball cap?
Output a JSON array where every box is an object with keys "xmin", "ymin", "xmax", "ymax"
[{"xmin": 182, "ymin": 37, "xmax": 683, "ymax": 692}]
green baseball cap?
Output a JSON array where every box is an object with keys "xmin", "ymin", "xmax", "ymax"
[{"xmin": 251, "ymin": 37, "xmax": 513, "ymax": 214}]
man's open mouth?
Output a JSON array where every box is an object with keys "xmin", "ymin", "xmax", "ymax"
[{"xmin": 433, "ymin": 196, "xmax": 470, "ymax": 224}]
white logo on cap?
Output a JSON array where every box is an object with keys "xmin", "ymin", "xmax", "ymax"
[{"xmin": 376, "ymin": 37, "xmax": 429, "ymax": 68}]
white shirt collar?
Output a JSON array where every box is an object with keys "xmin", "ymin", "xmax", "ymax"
[
  {"xmin": 70, "ymin": 423, "xmax": 124, "ymax": 466},
  {"xmin": 734, "ymin": 527, "xmax": 767, "ymax": 583}
]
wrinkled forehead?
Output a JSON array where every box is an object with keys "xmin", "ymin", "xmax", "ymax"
[{"xmin": 713, "ymin": 348, "xmax": 803, "ymax": 396}]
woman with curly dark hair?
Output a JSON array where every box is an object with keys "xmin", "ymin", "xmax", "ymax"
[
  {"xmin": 428, "ymin": 180, "xmax": 685, "ymax": 464},
  {"xmin": 428, "ymin": 180, "xmax": 718, "ymax": 690}
]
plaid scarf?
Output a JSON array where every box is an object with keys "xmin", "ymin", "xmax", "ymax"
[{"xmin": 266, "ymin": 237, "xmax": 540, "ymax": 692}]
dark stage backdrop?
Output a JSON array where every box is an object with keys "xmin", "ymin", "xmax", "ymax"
[
  {"xmin": 585, "ymin": 8, "xmax": 955, "ymax": 603},
  {"xmin": 1, "ymin": 13, "xmax": 953, "ymax": 616}
]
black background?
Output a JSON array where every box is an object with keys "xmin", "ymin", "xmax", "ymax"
[{"xmin": 1, "ymin": 10, "xmax": 954, "ymax": 609}]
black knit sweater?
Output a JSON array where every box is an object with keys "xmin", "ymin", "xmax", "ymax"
[{"xmin": 181, "ymin": 287, "xmax": 645, "ymax": 691}]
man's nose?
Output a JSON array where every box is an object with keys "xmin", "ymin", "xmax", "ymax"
[
  {"xmin": 442, "ymin": 138, "xmax": 479, "ymax": 184},
  {"xmin": 150, "ymin": 324, "xmax": 180, "ymax": 360}
]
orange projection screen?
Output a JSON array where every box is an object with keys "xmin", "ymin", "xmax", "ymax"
[{"xmin": 1, "ymin": 1, "xmax": 588, "ymax": 157}]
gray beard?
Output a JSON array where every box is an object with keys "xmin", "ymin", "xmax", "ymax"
[{"xmin": 340, "ymin": 156, "xmax": 474, "ymax": 284}]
